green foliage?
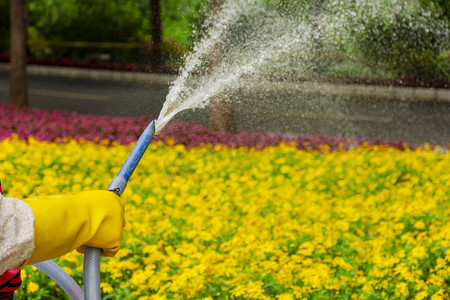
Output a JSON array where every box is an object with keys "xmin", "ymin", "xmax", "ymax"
[
  {"xmin": 26, "ymin": 0, "xmax": 208, "ymax": 48},
  {"xmin": 2, "ymin": 0, "xmax": 449, "ymax": 78},
  {"xmin": 161, "ymin": 0, "xmax": 208, "ymax": 48},
  {"xmin": 27, "ymin": 0, "xmax": 150, "ymax": 43},
  {"xmin": 351, "ymin": 3, "xmax": 450, "ymax": 79},
  {"xmin": 0, "ymin": 0, "xmax": 208, "ymax": 64},
  {"xmin": 26, "ymin": 0, "xmax": 149, "ymax": 60},
  {"xmin": 419, "ymin": 0, "xmax": 450, "ymax": 21}
]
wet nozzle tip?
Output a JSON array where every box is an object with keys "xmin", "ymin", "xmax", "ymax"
[{"xmin": 146, "ymin": 120, "xmax": 156, "ymax": 138}]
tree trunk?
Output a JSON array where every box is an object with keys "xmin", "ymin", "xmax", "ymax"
[
  {"xmin": 150, "ymin": 0, "xmax": 164, "ymax": 68},
  {"xmin": 10, "ymin": 0, "xmax": 28, "ymax": 107},
  {"xmin": 24, "ymin": 4, "xmax": 33, "ymax": 57},
  {"xmin": 209, "ymin": 0, "xmax": 235, "ymax": 133}
]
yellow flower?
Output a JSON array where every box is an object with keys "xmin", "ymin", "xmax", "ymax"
[
  {"xmin": 27, "ymin": 282, "xmax": 39, "ymax": 293},
  {"xmin": 277, "ymin": 293, "xmax": 295, "ymax": 300},
  {"xmin": 100, "ymin": 282, "xmax": 114, "ymax": 294},
  {"xmin": 395, "ymin": 282, "xmax": 409, "ymax": 297},
  {"xmin": 410, "ymin": 245, "xmax": 427, "ymax": 259},
  {"xmin": 62, "ymin": 266, "xmax": 73, "ymax": 276},
  {"xmin": 414, "ymin": 220, "xmax": 426, "ymax": 230},
  {"xmin": 431, "ymin": 289, "xmax": 445, "ymax": 300},
  {"xmin": 231, "ymin": 285, "xmax": 246, "ymax": 297},
  {"xmin": 415, "ymin": 291, "xmax": 428, "ymax": 300},
  {"xmin": 149, "ymin": 294, "xmax": 167, "ymax": 300}
]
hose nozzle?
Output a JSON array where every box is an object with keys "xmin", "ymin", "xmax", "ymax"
[{"xmin": 107, "ymin": 120, "xmax": 156, "ymax": 196}]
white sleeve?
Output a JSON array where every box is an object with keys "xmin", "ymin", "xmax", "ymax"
[{"xmin": 0, "ymin": 194, "xmax": 35, "ymax": 275}]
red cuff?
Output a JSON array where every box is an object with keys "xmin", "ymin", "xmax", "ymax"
[{"xmin": 0, "ymin": 269, "xmax": 22, "ymax": 299}]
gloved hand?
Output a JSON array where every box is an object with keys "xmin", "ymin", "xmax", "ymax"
[{"xmin": 21, "ymin": 191, "xmax": 125, "ymax": 265}]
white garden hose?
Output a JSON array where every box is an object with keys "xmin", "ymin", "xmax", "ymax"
[{"xmin": 33, "ymin": 261, "xmax": 84, "ymax": 300}]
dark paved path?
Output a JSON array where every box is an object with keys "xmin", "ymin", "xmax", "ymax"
[{"xmin": 0, "ymin": 73, "xmax": 168, "ymax": 118}]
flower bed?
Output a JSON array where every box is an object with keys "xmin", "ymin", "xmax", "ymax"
[
  {"xmin": 1, "ymin": 133, "xmax": 449, "ymax": 299},
  {"xmin": 1, "ymin": 104, "xmax": 449, "ymax": 298},
  {"xmin": 0, "ymin": 103, "xmax": 412, "ymax": 151}
]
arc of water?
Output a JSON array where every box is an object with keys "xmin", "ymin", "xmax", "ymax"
[{"xmin": 156, "ymin": 3, "xmax": 312, "ymax": 132}]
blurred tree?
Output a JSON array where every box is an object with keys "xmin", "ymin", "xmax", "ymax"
[
  {"xmin": 352, "ymin": 4, "xmax": 449, "ymax": 80},
  {"xmin": 209, "ymin": 0, "xmax": 235, "ymax": 133},
  {"xmin": 10, "ymin": 0, "xmax": 28, "ymax": 107},
  {"xmin": 150, "ymin": 0, "xmax": 163, "ymax": 67},
  {"xmin": 161, "ymin": 0, "xmax": 208, "ymax": 48},
  {"xmin": 0, "ymin": 1, "xmax": 9, "ymax": 52}
]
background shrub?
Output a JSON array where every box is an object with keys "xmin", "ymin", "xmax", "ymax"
[{"xmin": 350, "ymin": 2, "xmax": 449, "ymax": 80}]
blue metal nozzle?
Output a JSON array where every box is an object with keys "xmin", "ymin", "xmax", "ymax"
[{"xmin": 107, "ymin": 120, "xmax": 156, "ymax": 196}]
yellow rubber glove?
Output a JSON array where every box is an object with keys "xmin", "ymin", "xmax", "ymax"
[{"xmin": 21, "ymin": 190, "xmax": 125, "ymax": 265}]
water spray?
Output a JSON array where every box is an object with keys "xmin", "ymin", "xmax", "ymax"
[{"xmin": 34, "ymin": 120, "xmax": 156, "ymax": 300}]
